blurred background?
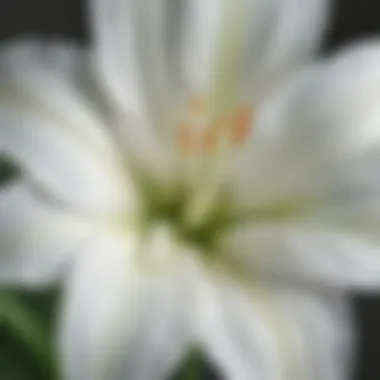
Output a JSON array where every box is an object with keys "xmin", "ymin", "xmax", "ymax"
[{"xmin": 1, "ymin": 0, "xmax": 380, "ymax": 379}]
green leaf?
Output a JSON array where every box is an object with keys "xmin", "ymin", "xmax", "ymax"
[
  {"xmin": 0, "ymin": 157, "xmax": 20, "ymax": 186},
  {"xmin": 0, "ymin": 291, "xmax": 58, "ymax": 379},
  {"xmin": 170, "ymin": 348, "xmax": 207, "ymax": 380}
]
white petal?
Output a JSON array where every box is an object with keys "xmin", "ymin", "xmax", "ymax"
[
  {"xmin": 91, "ymin": 0, "xmax": 328, "ymax": 129},
  {"xmin": 308, "ymin": 147, "xmax": 380, "ymax": 235},
  {"xmin": 91, "ymin": 0, "xmax": 187, "ymax": 188},
  {"xmin": 220, "ymin": 224, "xmax": 380, "ymax": 291},
  {"xmin": 231, "ymin": 41, "xmax": 380, "ymax": 213},
  {"xmin": 0, "ymin": 40, "xmax": 117, "ymax": 155},
  {"xmin": 222, "ymin": 43, "xmax": 380, "ymax": 291},
  {"xmin": 181, "ymin": 0, "xmax": 329, "ymax": 102},
  {"xmin": 197, "ymin": 276, "xmax": 353, "ymax": 380},
  {"xmin": 91, "ymin": 0, "xmax": 185, "ymax": 127},
  {"xmin": 0, "ymin": 40, "xmax": 138, "ymax": 217},
  {"xmin": 0, "ymin": 183, "xmax": 93, "ymax": 287},
  {"xmin": 60, "ymin": 232, "xmax": 196, "ymax": 380},
  {"xmin": 90, "ymin": 0, "xmax": 327, "ymax": 188},
  {"xmin": 274, "ymin": 288, "xmax": 354, "ymax": 380}
]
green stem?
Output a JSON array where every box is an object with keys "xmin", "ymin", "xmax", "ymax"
[
  {"xmin": 0, "ymin": 292, "xmax": 57, "ymax": 377},
  {"xmin": 181, "ymin": 350, "xmax": 203, "ymax": 380}
]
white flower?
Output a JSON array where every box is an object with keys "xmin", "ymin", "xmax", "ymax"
[{"xmin": 2, "ymin": 0, "xmax": 380, "ymax": 379}]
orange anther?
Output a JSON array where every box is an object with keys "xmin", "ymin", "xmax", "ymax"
[
  {"xmin": 231, "ymin": 106, "xmax": 253, "ymax": 145},
  {"xmin": 177, "ymin": 96, "xmax": 253, "ymax": 155},
  {"xmin": 178, "ymin": 122, "xmax": 197, "ymax": 154}
]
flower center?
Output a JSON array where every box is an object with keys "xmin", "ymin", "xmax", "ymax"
[
  {"xmin": 138, "ymin": 0, "xmax": 251, "ymax": 258},
  {"xmin": 142, "ymin": 185, "xmax": 231, "ymax": 258},
  {"xmin": 138, "ymin": 97, "xmax": 254, "ymax": 255},
  {"xmin": 174, "ymin": 95, "xmax": 254, "ymax": 229}
]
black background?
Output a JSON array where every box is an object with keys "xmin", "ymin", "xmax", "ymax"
[{"xmin": 1, "ymin": 0, "xmax": 380, "ymax": 379}]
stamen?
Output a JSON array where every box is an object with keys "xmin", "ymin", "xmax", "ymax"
[
  {"xmin": 231, "ymin": 106, "xmax": 253, "ymax": 145},
  {"xmin": 202, "ymin": 118, "xmax": 224, "ymax": 152},
  {"xmin": 177, "ymin": 96, "xmax": 207, "ymax": 155},
  {"xmin": 177, "ymin": 97, "xmax": 253, "ymax": 155}
]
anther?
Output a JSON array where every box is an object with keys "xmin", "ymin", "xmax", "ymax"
[
  {"xmin": 177, "ymin": 96, "xmax": 253, "ymax": 155},
  {"xmin": 231, "ymin": 106, "xmax": 253, "ymax": 145}
]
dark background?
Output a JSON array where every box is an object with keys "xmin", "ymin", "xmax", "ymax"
[{"xmin": 1, "ymin": 0, "xmax": 380, "ymax": 379}]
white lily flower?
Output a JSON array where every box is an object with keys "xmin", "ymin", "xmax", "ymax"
[{"xmin": 2, "ymin": 0, "xmax": 380, "ymax": 379}]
